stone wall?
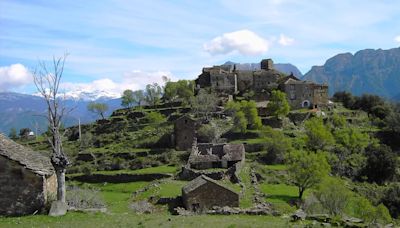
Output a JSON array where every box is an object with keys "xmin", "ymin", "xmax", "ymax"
[
  {"xmin": 0, "ymin": 156, "xmax": 47, "ymax": 216},
  {"xmin": 44, "ymin": 174, "xmax": 57, "ymax": 202},
  {"xmin": 70, "ymin": 173, "xmax": 172, "ymax": 183}
]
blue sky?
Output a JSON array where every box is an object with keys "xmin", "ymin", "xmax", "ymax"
[{"xmin": 1, "ymin": 0, "xmax": 400, "ymax": 96}]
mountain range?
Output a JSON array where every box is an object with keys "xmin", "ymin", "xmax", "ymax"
[
  {"xmin": 303, "ymin": 47, "xmax": 400, "ymax": 99},
  {"xmin": 0, "ymin": 92, "xmax": 122, "ymax": 135}
]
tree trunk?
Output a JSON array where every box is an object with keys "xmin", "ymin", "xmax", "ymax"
[
  {"xmin": 55, "ymin": 167, "xmax": 66, "ymax": 202},
  {"xmin": 299, "ymin": 187, "xmax": 305, "ymax": 199}
]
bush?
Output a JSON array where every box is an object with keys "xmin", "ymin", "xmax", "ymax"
[
  {"xmin": 313, "ymin": 178, "xmax": 352, "ymax": 216},
  {"xmin": 66, "ymin": 186, "xmax": 106, "ymax": 209},
  {"xmin": 363, "ymin": 144, "xmax": 398, "ymax": 184},
  {"xmin": 143, "ymin": 111, "xmax": 166, "ymax": 124},
  {"xmin": 348, "ymin": 196, "xmax": 392, "ymax": 224},
  {"xmin": 259, "ymin": 126, "xmax": 292, "ymax": 164},
  {"xmin": 381, "ymin": 183, "xmax": 400, "ymax": 218}
]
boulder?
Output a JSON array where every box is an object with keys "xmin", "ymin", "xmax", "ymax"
[
  {"xmin": 48, "ymin": 201, "xmax": 68, "ymax": 216},
  {"xmin": 292, "ymin": 209, "xmax": 307, "ymax": 221}
]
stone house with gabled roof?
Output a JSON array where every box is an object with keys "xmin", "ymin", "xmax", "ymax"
[
  {"xmin": 0, "ymin": 134, "xmax": 57, "ymax": 216},
  {"xmin": 280, "ymin": 76, "xmax": 329, "ymax": 109},
  {"xmin": 182, "ymin": 175, "xmax": 239, "ymax": 212}
]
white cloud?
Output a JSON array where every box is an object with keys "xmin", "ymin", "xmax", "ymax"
[
  {"xmin": 278, "ymin": 34, "xmax": 295, "ymax": 46},
  {"xmin": 0, "ymin": 64, "xmax": 32, "ymax": 91},
  {"xmin": 395, "ymin": 35, "xmax": 400, "ymax": 43},
  {"xmin": 60, "ymin": 70, "xmax": 176, "ymax": 99},
  {"xmin": 203, "ymin": 30, "xmax": 269, "ymax": 56}
]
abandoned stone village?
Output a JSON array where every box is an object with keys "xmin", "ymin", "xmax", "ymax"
[{"xmin": 0, "ymin": 58, "xmax": 330, "ymax": 218}]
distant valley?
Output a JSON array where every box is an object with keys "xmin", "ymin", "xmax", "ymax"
[{"xmin": 0, "ymin": 92, "xmax": 122, "ymax": 135}]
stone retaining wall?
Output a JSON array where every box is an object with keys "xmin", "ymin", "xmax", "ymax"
[{"xmin": 69, "ymin": 173, "xmax": 172, "ymax": 183}]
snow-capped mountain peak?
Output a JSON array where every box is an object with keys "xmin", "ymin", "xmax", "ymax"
[{"xmin": 63, "ymin": 90, "xmax": 121, "ymax": 101}]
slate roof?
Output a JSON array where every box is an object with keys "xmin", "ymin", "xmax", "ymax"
[
  {"xmin": 222, "ymin": 144, "xmax": 245, "ymax": 161},
  {"xmin": 182, "ymin": 175, "xmax": 237, "ymax": 195},
  {"xmin": 0, "ymin": 134, "xmax": 54, "ymax": 176}
]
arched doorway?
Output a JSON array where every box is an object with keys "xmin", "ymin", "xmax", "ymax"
[{"xmin": 302, "ymin": 100, "xmax": 310, "ymax": 108}]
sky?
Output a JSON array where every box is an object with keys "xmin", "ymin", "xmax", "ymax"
[{"xmin": 1, "ymin": 0, "xmax": 400, "ymax": 97}]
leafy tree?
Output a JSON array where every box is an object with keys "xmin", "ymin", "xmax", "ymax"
[
  {"xmin": 87, "ymin": 102, "xmax": 109, "ymax": 120},
  {"xmin": 132, "ymin": 90, "xmax": 145, "ymax": 108},
  {"xmin": 240, "ymin": 100, "xmax": 262, "ymax": 129},
  {"xmin": 330, "ymin": 113, "xmax": 346, "ymax": 128},
  {"xmin": 332, "ymin": 91, "xmax": 355, "ymax": 108},
  {"xmin": 190, "ymin": 89, "xmax": 218, "ymax": 119},
  {"xmin": 353, "ymin": 94, "xmax": 385, "ymax": 117},
  {"xmin": 8, "ymin": 128, "xmax": 18, "ymax": 139},
  {"xmin": 145, "ymin": 83, "xmax": 162, "ymax": 107},
  {"xmin": 225, "ymin": 100, "xmax": 241, "ymax": 116},
  {"xmin": 287, "ymin": 150, "xmax": 331, "ymax": 199},
  {"xmin": 363, "ymin": 144, "xmax": 398, "ymax": 184},
  {"xmin": 233, "ymin": 111, "xmax": 247, "ymax": 133},
  {"xmin": 333, "ymin": 127, "xmax": 370, "ymax": 153},
  {"xmin": 121, "ymin": 89, "xmax": 135, "ymax": 108},
  {"xmin": 304, "ymin": 117, "xmax": 335, "ymax": 151},
  {"xmin": 143, "ymin": 111, "xmax": 166, "ymax": 124},
  {"xmin": 260, "ymin": 126, "xmax": 292, "ymax": 164},
  {"xmin": 164, "ymin": 81, "xmax": 178, "ymax": 103},
  {"xmin": 225, "ymin": 100, "xmax": 262, "ymax": 130},
  {"xmin": 176, "ymin": 80, "xmax": 194, "ymax": 104},
  {"xmin": 370, "ymin": 105, "xmax": 391, "ymax": 119},
  {"xmin": 19, "ymin": 128, "xmax": 31, "ymax": 138},
  {"xmin": 164, "ymin": 80, "xmax": 194, "ymax": 105},
  {"xmin": 385, "ymin": 104, "xmax": 400, "ymax": 133},
  {"xmin": 267, "ymin": 90, "xmax": 290, "ymax": 118},
  {"xmin": 197, "ymin": 119, "xmax": 230, "ymax": 143},
  {"xmin": 330, "ymin": 147, "xmax": 367, "ymax": 179}
]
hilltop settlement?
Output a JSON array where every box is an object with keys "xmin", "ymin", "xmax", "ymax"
[{"xmin": 0, "ymin": 58, "xmax": 399, "ymax": 227}]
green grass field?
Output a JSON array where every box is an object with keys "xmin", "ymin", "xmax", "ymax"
[{"xmin": 0, "ymin": 213, "xmax": 290, "ymax": 228}]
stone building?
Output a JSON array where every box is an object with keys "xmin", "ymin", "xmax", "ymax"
[
  {"xmin": 195, "ymin": 58, "xmax": 284, "ymax": 95},
  {"xmin": 182, "ymin": 175, "xmax": 239, "ymax": 212},
  {"xmin": 0, "ymin": 134, "xmax": 57, "ymax": 216},
  {"xmin": 174, "ymin": 115, "xmax": 198, "ymax": 151},
  {"xmin": 194, "ymin": 58, "xmax": 329, "ymax": 109},
  {"xmin": 280, "ymin": 76, "xmax": 329, "ymax": 109},
  {"xmin": 188, "ymin": 140, "xmax": 245, "ymax": 170}
]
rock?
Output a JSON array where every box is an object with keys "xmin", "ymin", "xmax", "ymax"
[
  {"xmin": 130, "ymin": 200, "xmax": 155, "ymax": 214},
  {"xmin": 307, "ymin": 214, "xmax": 331, "ymax": 223},
  {"xmin": 49, "ymin": 201, "xmax": 68, "ymax": 216},
  {"xmin": 174, "ymin": 207, "xmax": 192, "ymax": 216},
  {"xmin": 292, "ymin": 209, "xmax": 307, "ymax": 221},
  {"xmin": 342, "ymin": 216, "xmax": 364, "ymax": 224}
]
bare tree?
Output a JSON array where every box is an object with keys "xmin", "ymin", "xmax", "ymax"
[{"xmin": 33, "ymin": 53, "xmax": 70, "ymax": 203}]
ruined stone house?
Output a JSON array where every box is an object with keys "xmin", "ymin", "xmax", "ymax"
[
  {"xmin": 195, "ymin": 58, "xmax": 329, "ymax": 109},
  {"xmin": 188, "ymin": 140, "xmax": 245, "ymax": 170},
  {"xmin": 174, "ymin": 115, "xmax": 198, "ymax": 151},
  {"xmin": 0, "ymin": 134, "xmax": 57, "ymax": 216},
  {"xmin": 182, "ymin": 175, "xmax": 239, "ymax": 212}
]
